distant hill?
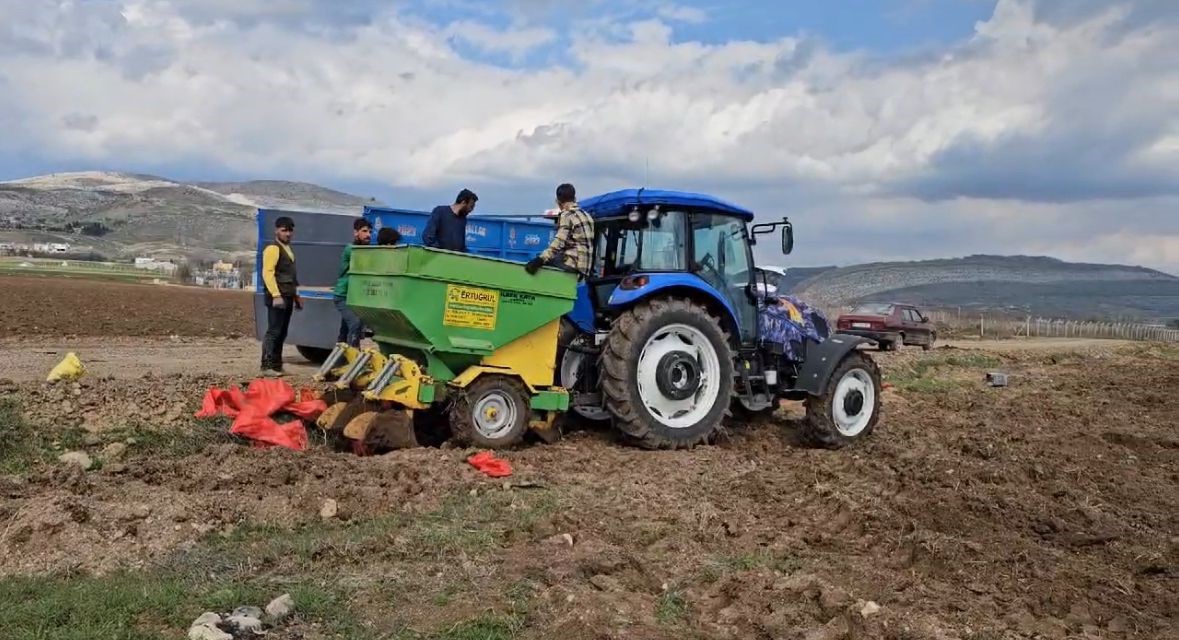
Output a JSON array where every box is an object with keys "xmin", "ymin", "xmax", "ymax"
[
  {"xmin": 194, "ymin": 180, "xmax": 378, "ymax": 213},
  {"xmin": 766, "ymin": 265, "xmax": 837, "ymax": 292},
  {"xmin": 0, "ymin": 171, "xmax": 379, "ymax": 261},
  {"xmin": 4, "ymin": 172, "xmax": 1176, "ymax": 323},
  {"xmin": 793, "ymin": 255, "xmax": 1179, "ymax": 322}
]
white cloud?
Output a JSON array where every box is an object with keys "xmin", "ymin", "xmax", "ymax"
[
  {"xmin": 655, "ymin": 3, "xmax": 708, "ymax": 24},
  {"xmin": 445, "ymin": 20, "xmax": 557, "ymax": 59},
  {"xmin": 0, "ymin": 0, "xmax": 1177, "ymax": 272}
]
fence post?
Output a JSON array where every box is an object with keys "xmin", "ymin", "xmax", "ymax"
[{"xmin": 980, "ymin": 315, "xmax": 985, "ymax": 337}]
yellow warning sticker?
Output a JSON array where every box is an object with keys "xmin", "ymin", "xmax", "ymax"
[{"xmin": 443, "ymin": 284, "xmax": 499, "ymax": 330}]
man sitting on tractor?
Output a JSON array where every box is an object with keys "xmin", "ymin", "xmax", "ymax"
[{"xmin": 525, "ymin": 183, "xmax": 594, "ymax": 279}]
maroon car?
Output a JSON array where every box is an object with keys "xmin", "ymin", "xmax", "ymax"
[{"xmin": 836, "ymin": 303, "xmax": 936, "ymax": 351}]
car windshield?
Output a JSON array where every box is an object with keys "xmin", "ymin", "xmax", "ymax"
[{"xmin": 850, "ymin": 303, "xmax": 893, "ymax": 315}]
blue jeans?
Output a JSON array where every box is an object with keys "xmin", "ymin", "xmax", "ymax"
[{"xmin": 334, "ymin": 295, "xmax": 364, "ymax": 347}]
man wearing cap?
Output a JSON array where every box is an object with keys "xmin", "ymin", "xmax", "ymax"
[
  {"xmin": 260, "ymin": 216, "xmax": 301, "ymax": 376},
  {"xmin": 525, "ymin": 183, "xmax": 594, "ymax": 279}
]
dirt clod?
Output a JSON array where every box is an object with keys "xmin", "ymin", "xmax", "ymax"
[
  {"xmin": 57, "ymin": 451, "xmax": 93, "ymax": 470},
  {"xmin": 318, "ymin": 498, "xmax": 338, "ymax": 521},
  {"xmin": 265, "ymin": 593, "xmax": 295, "ymax": 622},
  {"xmin": 101, "ymin": 442, "xmax": 127, "ymax": 461}
]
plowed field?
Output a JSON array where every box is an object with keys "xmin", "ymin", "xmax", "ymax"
[{"xmin": 0, "ymin": 275, "xmax": 1175, "ymax": 639}]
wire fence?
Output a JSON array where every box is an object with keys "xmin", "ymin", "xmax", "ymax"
[{"xmin": 823, "ymin": 307, "xmax": 1179, "ymax": 343}]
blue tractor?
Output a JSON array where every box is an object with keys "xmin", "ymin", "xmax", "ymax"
[{"xmin": 556, "ymin": 188, "xmax": 882, "ymax": 449}]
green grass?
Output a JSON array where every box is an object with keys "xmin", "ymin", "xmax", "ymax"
[
  {"xmin": 0, "ymin": 263, "xmax": 160, "ymax": 284},
  {"xmin": 0, "ymin": 398, "xmax": 236, "ymax": 474},
  {"xmin": 0, "ymin": 489, "xmax": 558, "ymax": 639},
  {"xmin": 388, "ymin": 613, "xmax": 527, "ymax": 640},
  {"xmin": 430, "ymin": 614, "xmax": 527, "ymax": 640},
  {"xmin": 699, "ymin": 549, "xmax": 802, "ymax": 583},
  {"xmin": 0, "ymin": 570, "xmax": 365, "ymax": 640},
  {"xmin": 885, "ymin": 352, "xmax": 1002, "ymax": 393},
  {"xmin": 1120, "ymin": 342, "xmax": 1179, "ymax": 361},
  {"xmin": 656, "ymin": 589, "xmax": 689, "ymax": 625},
  {"xmin": 0, "ymin": 399, "xmax": 88, "ymax": 474},
  {"xmin": 112, "ymin": 421, "xmax": 237, "ymax": 459},
  {"xmin": 203, "ymin": 489, "xmax": 560, "ymax": 570}
]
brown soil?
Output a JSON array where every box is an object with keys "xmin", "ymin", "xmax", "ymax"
[
  {"xmin": 1, "ymin": 342, "xmax": 1176, "ymax": 639},
  {"xmin": 0, "ymin": 275, "xmax": 253, "ymax": 338}
]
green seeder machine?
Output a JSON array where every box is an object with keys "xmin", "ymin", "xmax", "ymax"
[{"xmin": 313, "ymin": 245, "xmax": 578, "ymax": 452}]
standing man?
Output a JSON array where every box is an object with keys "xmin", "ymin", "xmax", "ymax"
[
  {"xmin": 423, "ymin": 188, "xmax": 478, "ymax": 252},
  {"xmin": 525, "ymin": 183, "xmax": 594, "ymax": 279},
  {"xmin": 261, "ymin": 216, "xmax": 301, "ymax": 377},
  {"xmin": 333, "ymin": 218, "xmax": 371, "ymax": 348}
]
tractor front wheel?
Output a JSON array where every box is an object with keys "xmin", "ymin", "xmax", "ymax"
[
  {"xmin": 600, "ymin": 298, "xmax": 733, "ymax": 449},
  {"xmin": 802, "ymin": 351, "xmax": 882, "ymax": 448},
  {"xmin": 450, "ymin": 375, "xmax": 531, "ymax": 449}
]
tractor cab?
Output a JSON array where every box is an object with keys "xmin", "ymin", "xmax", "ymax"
[{"xmin": 571, "ymin": 189, "xmax": 793, "ymax": 346}]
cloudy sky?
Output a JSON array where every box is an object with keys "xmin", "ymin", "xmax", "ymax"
[{"xmin": 1, "ymin": 0, "xmax": 1176, "ymax": 272}]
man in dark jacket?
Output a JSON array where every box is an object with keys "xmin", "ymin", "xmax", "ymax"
[
  {"xmin": 423, "ymin": 188, "xmax": 477, "ymax": 252},
  {"xmin": 260, "ymin": 216, "xmax": 301, "ymax": 376}
]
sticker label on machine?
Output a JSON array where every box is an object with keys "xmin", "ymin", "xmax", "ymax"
[{"xmin": 443, "ymin": 284, "xmax": 499, "ymax": 330}]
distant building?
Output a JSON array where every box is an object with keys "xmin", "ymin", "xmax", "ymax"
[
  {"xmin": 212, "ymin": 260, "xmax": 235, "ymax": 274},
  {"xmin": 132, "ymin": 256, "xmax": 177, "ymax": 275}
]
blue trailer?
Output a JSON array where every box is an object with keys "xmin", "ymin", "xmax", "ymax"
[{"xmin": 253, "ymin": 205, "xmax": 557, "ymax": 363}]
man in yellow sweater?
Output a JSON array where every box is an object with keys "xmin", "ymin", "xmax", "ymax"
[{"xmin": 260, "ymin": 216, "xmax": 301, "ymax": 376}]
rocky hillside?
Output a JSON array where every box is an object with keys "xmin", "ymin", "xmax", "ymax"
[
  {"xmin": 0, "ymin": 172, "xmax": 378, "ymax": 260},
  {"xmin": 794, "ymin": 255, "xmax": 1179, "ymax": 322},
  {"xmin": 195, "ymin": 180, "xmax": 378, "ymax": 213}
]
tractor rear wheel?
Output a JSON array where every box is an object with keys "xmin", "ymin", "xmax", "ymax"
[
  {"xmin": 600, "ymin": 298, "xmax": 733, "ymax": 449},
  {"xmin": 802, "ymin": 351, "xmax": 882, "ymax": 448},
  {"xmin": 450, "ymin": 375, "xmax": 531, "ymax": 449}
]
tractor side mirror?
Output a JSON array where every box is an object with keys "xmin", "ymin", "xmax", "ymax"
[{"xmin": 781, "ymin": 224, "xmax": 794, "ymax": 255}]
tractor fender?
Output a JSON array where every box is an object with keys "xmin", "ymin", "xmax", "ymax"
[
  {"xmin": 794, "ymin": 334, "xmax": 873, "ymax": 396},
  {"xmin": 606, "ymin": 273, "xmax": 740, "ymax": 338}
]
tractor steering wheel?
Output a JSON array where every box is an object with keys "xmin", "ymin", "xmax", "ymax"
[{"xmin": 696, "ymin": 253, "xmax": 725, "ymax": 290}]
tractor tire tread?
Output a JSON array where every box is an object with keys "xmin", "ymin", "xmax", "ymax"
[
  {"xmin": 599, "ymin": 297, "xmax": 733, "ymax": 450},
  {"xmin": 801, "ymin": 351, "xmax": 882, "ymax": 449},
  {"xmin": 450, "ymin": 375, "xmax": 531, "ymax": 450}
]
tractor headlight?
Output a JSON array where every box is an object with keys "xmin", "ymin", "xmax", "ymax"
[
  {"xmin": 646, "ymin": 205, "xmax": 660, "ymax": 221},
  {"xmin": 628, "ymin": 207, "xmax": 641, "ymax": 223}
]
